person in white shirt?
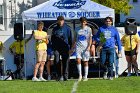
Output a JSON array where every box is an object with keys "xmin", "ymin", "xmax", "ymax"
[{"xmin": 70, "ymin": 17, "xmax": 92, "ymax": 81}]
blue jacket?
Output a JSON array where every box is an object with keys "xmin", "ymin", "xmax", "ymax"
[
  {"xmin": 51, "ymin": 23, "xmax": 72, "ymax": 50},
  {"xmin": 95, "ymin": 25, "xmax": 122, "ymax": 51}
]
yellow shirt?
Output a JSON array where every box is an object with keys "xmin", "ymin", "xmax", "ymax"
[
  {"xmin": 34, "ymin": 30, "xmax": 47, "ymax": 51},
  {"xmin": 0, "ymin": 41, "xmax": 3, "ymax": 53},
  {"xmin": 121, "ymin": 34, "xmax": 140, "ymax": 51},
  {"xmin": 9, "ymin": 40, "xmax": 25, "ymax": 54}
]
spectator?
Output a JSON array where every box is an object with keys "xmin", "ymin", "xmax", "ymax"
[
  {"xmin": 121, "ymin": 33, "xmax": 140, "ymax": 76},
  {"xmin": 9, "ymin": 31, "xmax": 33, "ymax": 79},
  {"xmin": 51, "ymin": 16, "xmax": 72, "ymax": 81},
  {"xmin": 95, "ymin": 17, "xmax": 122, "ymax": 80},
  {"xmin": 32, "ymin": 22, "xmax": 49, "ymax": 81}
]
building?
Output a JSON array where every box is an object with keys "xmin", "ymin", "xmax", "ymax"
[
  {"xmin": 0, "ymin": 0, "xmax": 48, "ymax": 31},
  {"xmin": 120, "ymin": 0, "xmax": 140, "ymax": 23}
]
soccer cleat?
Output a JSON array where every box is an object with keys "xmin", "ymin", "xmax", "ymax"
[
  {"xmin": 83, "ymin": 77, "xmax": 88, "ymax": 81},
  {"xmin": 39, "ymin": 77, "xmax": 47, "ymax": 81},
  {"xmin": 32, "ymin": 77, "xmax": 41, "ymax": 81},
  {"xmin": 78, "ymin": 75, "xmax": 82, "ymax": 82}
]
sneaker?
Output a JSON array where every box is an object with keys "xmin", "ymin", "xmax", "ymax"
[
  {"xmin": 60, "ymin": 76, "xmax": 64, "ymax": 81},
  {"xmin": 78, "ymin": 75, "xmax": 82, "ymax": 82},
  {"xmin": 83, "ymin": 77, "xmax": 88, "ymax": 81},
  {"xmin": 136, "ymin": 73, "xmax": 139, "ymax": 76},
  {"xmin": 108, "ymin": 77, "xmax": 113, "ymax": 80},
  {"xmin": 103, "ymin": 72, "xmax": 108, "ymax": 79},
  {"xmin": 32, "ymin": 77, "xmax": 41, "ymax": 81},
  {"xmin": 47, "ymin": 75, "xmax": 51, "ymax": 81},
  {"xmin": 127, "ymin": 73, "xmax": 131, "ymax": 77},
  {"xmin": 39, "ymin": 77, "xmax": 47, "ymax": 81},
  {"xmin": 115, "ymin": 74, "xmax": 119, "ymax": 78}
]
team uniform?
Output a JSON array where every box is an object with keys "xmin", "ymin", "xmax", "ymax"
[{"xmin": 75, "ymin": 26, "xmax": 92, "ymax": 61}]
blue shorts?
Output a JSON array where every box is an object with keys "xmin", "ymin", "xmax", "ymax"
[{"xmin": 47, "ymin": 48, "xmax": 54, "ymax": 60}]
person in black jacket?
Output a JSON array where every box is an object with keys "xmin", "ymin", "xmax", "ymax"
[{"xmin": 51, "ymin": 16, "xmax": 72, "ymax": 81}]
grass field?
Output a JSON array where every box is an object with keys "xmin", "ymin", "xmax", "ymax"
[{"xmin": 0, "ymin": 77, "xmax": 140, "ymax": 93}]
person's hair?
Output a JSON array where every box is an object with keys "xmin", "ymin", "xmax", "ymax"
[
  {"xmin": 104, "ymin": 17, "xmax": 113, "ymax": 22},
  {"xmin": 38, "ymin": 21, "xmax": 44, "ymax": 27},
  {"xmin": 80, "ymin": 17, "xmax": 87, "ymax": 23},
  {"xmin": 57, "ymin": 16, "xmax": 64, "ymax": 21}
]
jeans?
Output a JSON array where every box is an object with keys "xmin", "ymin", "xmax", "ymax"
[
  {"xmin": 101, "ymin": 48, "xmax": 115, "ymax": 77},
  {"xmin": 54, "ymin": 49, "xmax": 69, "ymax": 79},
  {"xmin": 115, "ymin": 53, "xmax": 119, "ymax": 75}
]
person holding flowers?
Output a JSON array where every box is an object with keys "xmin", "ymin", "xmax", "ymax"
[{"xmin": 95, "ymin": 17, "xmax": 122, "ymax": 80}]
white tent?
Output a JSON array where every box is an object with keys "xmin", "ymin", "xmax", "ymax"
[
  {"xmin": 21, "ymin": 0, "xmax": 115, "ymax": 79},
  {"xmin": 22, "ymin": 0, "xmax": 115, "ymax": 21}
]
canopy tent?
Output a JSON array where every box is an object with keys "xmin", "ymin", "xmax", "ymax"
[
  {"xmin": 21, "ymin": 0, "xmax": 115, "ymax": 79},
  {"xmin": 22, "ymin": 0, "xmax": 115, "ymax": 21}
]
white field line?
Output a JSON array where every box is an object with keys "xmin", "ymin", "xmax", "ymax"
[{"xmin": 71, "ymin": 80, "xmax": 79, "ymax": 93}]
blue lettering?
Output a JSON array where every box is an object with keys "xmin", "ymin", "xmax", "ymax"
[
  {"xmin": 77, "ymin": 11, "xmax": 100, "ymax": 18},
  {"xmin": 37, "ymin": 12, "xmax": 42, "ymax": 18},
  {"xmin": 37, "ymin": 12, "xmax": 67, "ymax": 19},
  {"xmin": 77, "ymin": 12, "xmax": 82, "ymax": 18}
]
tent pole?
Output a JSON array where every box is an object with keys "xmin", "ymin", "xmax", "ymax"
[
  {"xmin": 113, "ymin": 11, "xmax": 115, "ymax": 26},
  {"xmin": 23, "ymin": 21, "xmax": 27, "ymax": 80}
]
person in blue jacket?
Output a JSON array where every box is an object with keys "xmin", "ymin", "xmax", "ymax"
[
  {"xmin": 95, "ymin": 17, "xmax": 122, "ymax": 80},
  {"xmin": 51, "ymin": 16, "xmax": 72, "ymax": 81}
]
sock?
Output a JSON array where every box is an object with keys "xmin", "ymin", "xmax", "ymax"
[
  {"xmin": 77, "ymin": 64, "xmax": 82, "ymax": 76},
  {"xmin": 84, "ymin": 66, "xmax": 88, "ymax": 78}
]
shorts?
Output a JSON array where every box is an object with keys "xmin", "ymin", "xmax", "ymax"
[
  {"xmin": 14, "ymin": 54, "xmax": 24, "ymax": 65},
  {"xmin": 36, "ymin": 50, "xmax": 47, "ymax": 62},
  {"xmin": 76, "ymin": 48, "xmax": 90, "ymax": 61},
  {"xmin": 125, "ymin": 48, "xmax": 137, "ymax": 56},
  {"xmin": 47, "ymin": 48, "xmax": 54, "ymax": 61}
]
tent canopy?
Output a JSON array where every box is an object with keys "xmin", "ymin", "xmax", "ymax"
[{"xmin": 22, "ymin": 0, "xmax": 114, "ymax": 21}]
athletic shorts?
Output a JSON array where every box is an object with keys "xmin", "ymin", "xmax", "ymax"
[
  {"xmin": 125, "ymin": 48, "xmax": 137, "ymax": 56},
  {"xmin": 76, "ymin": 48, "xmax": 90, "ymax": 61},
  {"xmin": 47, "ymin": 48, "xmax": 54, "ymax": 61},
  {"xmin": 14, "ymin": 54, "xmax": 24, "ymax": 65}
]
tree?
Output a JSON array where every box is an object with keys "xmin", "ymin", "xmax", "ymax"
[{"xmin": 92, "ymin": 0, "xmax": 132, "ymax": 15}]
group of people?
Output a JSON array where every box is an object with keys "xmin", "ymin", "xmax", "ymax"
[
  {"xmin": 0, "ymin": 16, "xmax": 140, "ymax": 81},
  {"xmin": 32, "ymin": 16, "xmax": 140, "ymax": 81}
]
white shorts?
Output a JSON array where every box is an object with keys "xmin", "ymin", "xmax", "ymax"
[{"xmin": 76, "ymin": 48, "xmax": 90, "ymax": 61}]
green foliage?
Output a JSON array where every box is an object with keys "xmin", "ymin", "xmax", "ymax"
[
  {"xmin": 92, "ymin": 0, "xmax": 133, "ymax": 15},
  {"xmin": 99, "ymin": 32, "xmax": 106, "ymax": 44}
]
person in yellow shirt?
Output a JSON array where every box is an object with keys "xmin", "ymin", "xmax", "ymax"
[
  {"xmin": 32, "ymin": 22, "xmax": 49, "ymax": 81},
  {"xmin": 0, "ymin": 41, "xmax": 5, "ymax": 76},
  {"xmin": 9, "ymin": 31, "xmax": 34, "ymax": 79},
  {"xmin": 121, "ymin": 33, "xmax": 140, "ymax": 76}
]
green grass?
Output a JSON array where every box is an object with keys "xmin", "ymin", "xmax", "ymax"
[
  {"xmin": 77, "ymin": 77, "xmax": 140, "ymax": 93},
  {"xmin": 0, "ymin": 77, "xmax": 140, "ymax": 93},
  {"xmin": 0, "ymin": 80, "xmax": 74, "ymax": 93}
]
